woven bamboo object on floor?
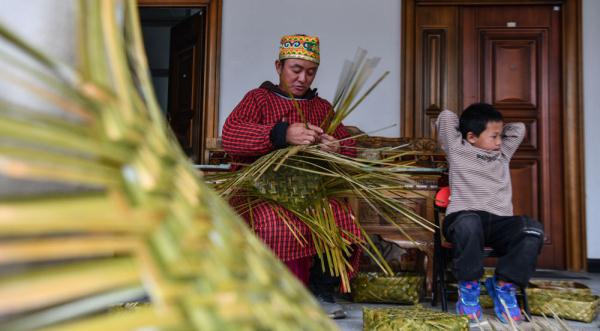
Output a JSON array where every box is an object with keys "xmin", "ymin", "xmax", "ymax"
[
  {"xmin": 527, "ymin": 284, "xmax": 599, "ymax": 323},
  {"xmin": 363, "ymin": 306, "xmax": 469, "ymax": 331},
  {"xmin": 351, "ymin": 272, "xmax": 423, "ymax": 304},
  {"xmin": 529, "ymin": 280, "xmax": 592, "ymax": 295}
]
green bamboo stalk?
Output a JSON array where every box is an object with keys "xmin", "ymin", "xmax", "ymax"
[
  {"xmin": 100, "ymin": 1, "xmax": 135, "ymax": 123},
  {"xmin": 0, "ymin": 237, "xmax": 137, "ymax": 265},
  {"xmin": 0, "ymin": 257, "xmax": 139, "ymax": 316},
  {"xmin": 39, "ymin": 305, "xmax": 178, "ymax": 331},
  {"xmin": 333, "ymin": 58, "xmax": 377, "ymax": 116},
  {"xmin": 0, "ymin": 151, "xmax": 122, "ymax": 187},
  {"xmin": 0, "ymin": 193, "xmax": 158, "ymax": 235},
  {"xmin": 333, "ymin": 48, "xmax": 367, "ymax": 109},
  {"xmin": 6, "ymin": 287, "xmax": 152, "ymax": 331}
]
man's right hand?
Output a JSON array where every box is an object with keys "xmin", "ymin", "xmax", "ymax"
[{"xmin": 286, "ymin": 122, "xmax": 324, "ymax": 146}]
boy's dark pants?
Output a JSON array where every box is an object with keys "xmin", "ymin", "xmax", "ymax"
[{"xmin": 442, "ymin": 211, "xmax": 544, "ymax": 287}]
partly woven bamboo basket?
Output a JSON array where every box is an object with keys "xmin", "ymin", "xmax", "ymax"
[
  {"xmin": 363, "ymin": 306, "xmax": 469, "ymax": 331},
  {"xmin": 251, "ymin": 159, "xmax": 325, "ymax": 210},
  {"xmin": 351, "ymin": 272, "xmax": 423, "ymax": 304},
  {"xmin": 527, "ymin": 282, "xmax": 599, "ymax": 323}
]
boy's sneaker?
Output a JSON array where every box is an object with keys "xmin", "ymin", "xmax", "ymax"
[
  {"xmin": 456, "ymin": 280, "xmax": 483, "ymax": 322},
  {"xmin": 484, "ymin": 276, "xmax": 523, "ymax": 324}
]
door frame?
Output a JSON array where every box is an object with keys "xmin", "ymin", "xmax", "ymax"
[
  {"xmin": 401, "ymin": 0, "xmax": 587, "ymax": 270},
  {"xmin": 139, "ymin": 0, "xmax": 221, "ymax": 163}
]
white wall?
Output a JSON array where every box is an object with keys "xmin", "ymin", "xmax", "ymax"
[
  {"xmin": 0, "ymin": 0, "xmax": 75, "ymax": 116},
  {"xmin": 219, "ymin": 0, "xmax": 402, "ymax": 137},
  {"xmin": 583, "ymin": 0, "xmax": 600, "ymax": 259}
]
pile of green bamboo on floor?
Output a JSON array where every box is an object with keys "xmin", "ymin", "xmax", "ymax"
[
  {"xmin": 0, "ymin": 1, "xmax": 337, "ymax": 330},
  {"xmin": 363, "ymin": 306, "xmax": 469, "ymax": 331},
  {"xmin": 210, "ymin": 49, "xmax": 435, "ymax": 292},
  {"xmin": 527, "ymin": 280, "xmax": 599, "ymax": 323}
]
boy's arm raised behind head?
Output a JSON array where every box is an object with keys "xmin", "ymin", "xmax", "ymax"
[
  {"xmin": 501, "ymin": 122, "xmax": 526, "ymax": 159},
  {"xmin": 436, "ymin": 109, "xmax": 462, "ymax": 154}
]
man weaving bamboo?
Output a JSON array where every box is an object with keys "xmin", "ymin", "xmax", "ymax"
[{"xmin": 221, "ymin": 34, "xmax": 360, "ymax": 318}]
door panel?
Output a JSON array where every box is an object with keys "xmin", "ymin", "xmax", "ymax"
[
  {"xmin": 170, "ymin": 47, "xmax": 195, "ymax": 149},
  {"xmin": 510, "ymin": 160, "xmax": 539, "ymax": 220},
  {"xmin": 514, "ymin": 118, "xmax": 537, "ymax": 151},
  {"xmin": 414, "ymin": 6, "xmax": 459, "ymax": 139},
  {"xmin": 486, "ymin": 37, "xmax": 537, "ymax": 106}
]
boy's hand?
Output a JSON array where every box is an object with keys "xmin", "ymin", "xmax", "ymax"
[
  {"xmin": 286, "ymin": 123, "xmax": 323, "ymax": 145},
  {"xmin": 318, "ymin": 133, "xmax": 340, "ymax": 153}
]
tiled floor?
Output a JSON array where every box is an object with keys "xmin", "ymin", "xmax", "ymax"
[{"xmin": 335, "ymin": 270, "xmax": 600, "ymax": 330}]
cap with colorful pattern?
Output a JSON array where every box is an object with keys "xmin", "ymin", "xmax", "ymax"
[{"xmin": 279, "ymin": 34, "xmax": 320, "ymax": 64}]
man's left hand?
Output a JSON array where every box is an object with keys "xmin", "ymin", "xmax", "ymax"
[{"xmin": 319, "ymin": 134, "xmax": 340, "ymax": 153}]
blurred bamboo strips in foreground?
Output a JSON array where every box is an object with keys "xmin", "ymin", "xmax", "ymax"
[{"xmin": 0, "ymin": 0, "xmax": 337, "ymax": 330}]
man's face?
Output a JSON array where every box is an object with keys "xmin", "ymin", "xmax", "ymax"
[
  {"xmin": 467, "ymin": 121, "xmax": 503, "ymax": 151},
  {"xmin": 275, "ymin": 58, "xmax": 318, "ymax": 97}
]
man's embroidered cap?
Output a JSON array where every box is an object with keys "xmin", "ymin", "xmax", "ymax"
[{"xmin": 279, "ymin": 34, "xmax": 320, "ymax": 64}]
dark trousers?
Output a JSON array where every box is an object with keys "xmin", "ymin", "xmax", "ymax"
[
  {"xmin": 309, "ymin": 255, "xmax": 341, "ymax": 302},
  {"xmin": 442, "ymin": 211, "xmax": 544, "ymax": 287}
]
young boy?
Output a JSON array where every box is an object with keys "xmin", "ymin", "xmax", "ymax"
[{"xmin": 436, "ymin": 103, "xmax": 544, "ymax": 323}]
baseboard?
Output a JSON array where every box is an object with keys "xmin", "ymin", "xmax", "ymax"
[{"xmin": 588, "ymin": 258, "xmax": 600, "ymax": 273}]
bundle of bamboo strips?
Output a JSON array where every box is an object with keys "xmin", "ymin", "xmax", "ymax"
[{"xmin": 0, "ymin": 1, "xmax": 337, "ymax": 330}]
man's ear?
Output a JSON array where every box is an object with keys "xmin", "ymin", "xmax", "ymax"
[
  {"xmin": 466, "ymin": 132, "xmax": 478, "ymax": 144},
  {"xmin": 275, "ymin": 60, "xmax": 283, "ymax": 75}
]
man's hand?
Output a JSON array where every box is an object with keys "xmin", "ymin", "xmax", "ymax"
[
  {"xmin": 286, "ymin": 123, "xmax": 323, "ymax": 146},
  {"xmin": 318, "ymin": 133, "xmax": 340, "ymax": 153}
]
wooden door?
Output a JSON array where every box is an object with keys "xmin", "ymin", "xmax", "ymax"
[
  {"xmin": 408, "ymin": 4, "xmax": 565, "ymax": 269},
  {"xmin": 413, "ymin": 6, "xmax": 460, "ymax": 139},
  {"xmin": 461, "ymin": 6, "xmax": 564, "ymax": 269},
  {"xmin": 168, "ymin": 12, "xmax": 205, "ymax": 161}
]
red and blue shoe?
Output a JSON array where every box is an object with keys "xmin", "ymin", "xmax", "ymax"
[
  {"xmin": 484, "ymin": 276, "xmax": 523, "ymax": 324},
  {"xmin": 456, "ymin": 280, "xmax": 483, "ymax": 323}
]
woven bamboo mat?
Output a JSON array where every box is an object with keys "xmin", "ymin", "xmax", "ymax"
[{"xmin": 335, "ymin": 302, "xmax": 600, "ymax": 331}]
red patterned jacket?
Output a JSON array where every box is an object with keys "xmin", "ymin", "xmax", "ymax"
[{"xmin": 222, "ymin": 81, "xmax": 362, "ymax": 264}]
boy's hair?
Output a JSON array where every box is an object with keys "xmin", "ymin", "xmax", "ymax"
[{"xmin": 459, "ymin": 103, "xmax": 503, "ymax": 139}]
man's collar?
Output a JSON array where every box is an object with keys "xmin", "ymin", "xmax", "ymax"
[{"xmin": 259, "ymin": 81, "xmax": 318, "ymax": 100}]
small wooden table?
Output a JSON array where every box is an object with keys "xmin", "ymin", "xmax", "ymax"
[
  {"xmin": 350, "ymin": 170, "xmax": 442, "ymax": 296},
  {"xmin": 348, "ymin": 134, "xmax": 446, "ymax": 297}
]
